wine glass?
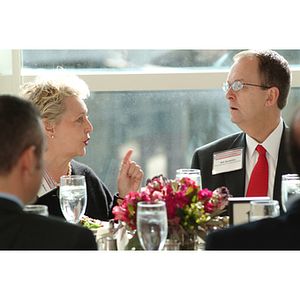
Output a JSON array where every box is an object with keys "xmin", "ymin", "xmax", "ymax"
[
  {"xmin": 176, "ymin": 168, "xmax": 201, "ymax": 188},
  {"xmin": 59, "ymin": 175, "xmax": 87, "ymax": 224},
  {"xmin": 137, "ymin": 201, "xmax": 168, "ymax": 250},
  {"xmin": 24, "ymin": 204, "xmax": 49, "ymax": 217},
  {"xmin": 249, "ymin": 200, "xmax": 280, "ymax": 222},
  {"xmin": 281, "ymin": 174, "xmax": 300, "ymax": 212}
]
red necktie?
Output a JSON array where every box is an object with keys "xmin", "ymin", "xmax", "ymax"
[{"xmin": 246, "ymin": 145, "xmax": 268, "ymax": 197}]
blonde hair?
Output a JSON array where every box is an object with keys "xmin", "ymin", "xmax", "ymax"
[{"xmin": 20, "ymin": 70, "xmax": 90, "ymax": 125}]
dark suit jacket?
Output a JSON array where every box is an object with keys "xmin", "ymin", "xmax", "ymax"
[
  {"xmin": 36, "ymin": 160, "xmax": 118, "ymax": 221},
  {"xmin": 0, "ymin": 198, "xmax": 98, "ymax": 250},
  {"xmin": 191, "ymin": 124, "xmax": 292, "ymax": 212},
  {"xmin": 205, "ymin": 197, "xmax": 300, "ymax": 250}
]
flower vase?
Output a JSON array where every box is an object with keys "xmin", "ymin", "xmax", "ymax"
[{"xmin": 180, "ymin": 232, "xmax": 198, "ymax": 250}]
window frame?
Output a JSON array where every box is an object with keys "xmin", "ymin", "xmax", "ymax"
[{"xmin": 1, "ymin": 50, "xmax": 300, "ymax": 95}]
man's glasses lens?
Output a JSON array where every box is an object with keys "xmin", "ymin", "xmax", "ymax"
[
  {"xmin": 232, "ymin": 81, "xmax": 243, "ymax": 91},
  {"xmin": 222, "ymin": 81, "xmax": 243, "ymax": 92},
  {"xmin": 222, "ymin": 82, "xmax": 230, "ymax": 92}
]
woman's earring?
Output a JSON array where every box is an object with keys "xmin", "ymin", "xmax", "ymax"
[{"xmin": 51, "ymin": 135, "xmax": 54, "ymax": 139}]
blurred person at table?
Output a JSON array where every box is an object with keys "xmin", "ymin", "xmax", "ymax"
[
  {"xmin": 0, "ymin": 95, "xmax": 97, "ymax": 249},
  {"xmin": 20, "ymin": 71, "xmax": 143, "ymax": 221},
  {"xmin": 191, "ymin": 50, "xmax": 292, "ymax": 212},
  {"xmin": 205, "ymin": 103, "xmax": 300, "ymax": 250}
]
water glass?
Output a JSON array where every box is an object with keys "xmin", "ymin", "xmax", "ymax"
[
  {"xmin": 249, "ymin": 200, "xmax": 280, "ymax": 222},
  {"xmin": 137, "ymin": 201, "xmax": 168, "ymax": 251},
  {"xmin": 281, "ymin": 174, "xmax": 300, "ymax": 212},
  {"xmin": 23, "ymin": 204, "xmax": 49, "ymax": 217},
  {"xmin": 176, "ymin": 168, "xmax": 201, "ymax": 188},
  {"xmin": 59, "ymin": 175, "xmax": 87, "ymax": 224},
  {"xmin": 162, "ymin": 239, "xmax": 181, "ymax": 251}
]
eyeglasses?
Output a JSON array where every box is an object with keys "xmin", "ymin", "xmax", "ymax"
[{"xmin": 222, "ymin": 80, "xmax": 272, "ymax": 93}]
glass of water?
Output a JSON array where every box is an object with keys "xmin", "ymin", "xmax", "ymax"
[
  {"xmin": 24, "ymin": 204, "xmax": 49, "ymax": 217},
  {"xmin": 249, "ymin": 200, "xmax": 280, "ymax": 222},
  {"xmin": 59, "ymin": 175, "xmax": 87, "ymax": 224},
  {"xmin": 137, "ymin": 201, "xmax": 168, "ymax": 251},
  {"xmin": 281, "ymin": 174, "xmax": 300, "ymax": 212},
  {"xmin": 176, "ymin": 169, "xmax": 201, "ymax": 188}
]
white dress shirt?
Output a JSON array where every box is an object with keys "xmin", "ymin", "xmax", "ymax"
[{"xmin": 245, "ymin": 118, "xmax": 283, "ymax": 200}]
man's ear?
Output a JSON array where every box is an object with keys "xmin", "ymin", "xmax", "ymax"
[
  {"xmin": 42, "ymin": 118, "xmax": 55, "ymax": 139},
  {"xmin": 20, "ymin": 146, "xmax": 37, "ymax": 176},
  {"xmin": 265, "ymin": 87, "xmax": 280, "ymax": 107}
]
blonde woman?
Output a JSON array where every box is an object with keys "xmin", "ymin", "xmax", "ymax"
[{"xmin": 20, "ymin": 71, "xmax": 143, "ymax": 221}]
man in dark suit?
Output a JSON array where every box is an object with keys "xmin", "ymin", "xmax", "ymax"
[
  {"xmin": 191, "ymin": 50, "xmax": 292, "ymax": 209},
  {"xmin": 205, "ymin": 103, "xmax": 300, "ymax": 250},
  {"xmin": 0, "ymin": 95, "xmax": 97, "ymax": 250}
]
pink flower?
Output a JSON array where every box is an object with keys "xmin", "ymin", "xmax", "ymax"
[
  {"xmin": 112, "ymin": 205, "xmax": 131, "ymax": 223},
  {"xmin": 182, "ymin": 177, "xmax": 197, "ymax": 188},
  {"xmin": 197, "ymin": 188, "xmax": 213, "ymax": 200},
  {"xmin": 112, "ymin": 173, "xmax": 230, "ymax": 235},
  {"xmin": 213, "ymin": 186, "xmax": 231, "ymax": 210},
  {"xmin": 203, "ymin": 202, "xmax": 214, "ymax": 213},
  {"xmin": 150, "ymin": 190, "xmax": 164, "ymax": 201},
  {"xmin": 164, "ymin": 189, "xmax": 189, "ymax": 219}
]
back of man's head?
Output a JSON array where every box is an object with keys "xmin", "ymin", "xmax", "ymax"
[{"xmin": 0, "ymin": 95, "xmax": 44, "ymax": 176}]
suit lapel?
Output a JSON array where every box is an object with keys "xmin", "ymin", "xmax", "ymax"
[{"xmin": 224, "ymin": 133, "xmax": 246, "ymax": 197}]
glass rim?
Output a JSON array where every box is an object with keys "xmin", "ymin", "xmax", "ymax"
[
  {"xmin": 250, "ymin": 200, "xmax": 279, "ymax": 205},
  {"xmin": 137, "ymin": 201, "xmax": 166, "ymax": 208},
  {"xmin": 24, "ymin": 204, "xmax": 48, "ymax": 210},
  {"xmin": 60, "ymin": 175, "xmax": 85, "ymax": 179},
  {"xmin": 176, "ymin": 168, "xmax": 200, "ymax": 173},
  {"xmin": 282, "ymin": 173, "xmax": 300, "ymax": 179}
]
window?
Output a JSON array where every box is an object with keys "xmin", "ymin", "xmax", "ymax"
[{"xmin": 1, "ymin": 49, "xmax": 300, "ymax": 194}]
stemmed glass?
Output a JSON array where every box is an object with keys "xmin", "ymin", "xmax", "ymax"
[
  {"xmin": 137, "ymin": 201, "xmax": 168, "ymax": 250},
  {"xmin": 281, "ymin": 174, "xmax": 300, "ymax": 212},
  {"xmin": 24, "ymin": 204, "xmax": 49, "ymax": 217},
  {"xmin": 249, "ymin": 200, "xmax": 280, "ymax": 222},
  {"xmin": 59, "ymin": 175, "xmax": 87, "ymax": 224},
  {"xmin": 176, "ymin": 169, "xmax": 201, "ymax": 188}
]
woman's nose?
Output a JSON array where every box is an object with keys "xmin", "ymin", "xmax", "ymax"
[{"xmin": 86, "ymin": 118, "xmax": 93, "ymax": 133}]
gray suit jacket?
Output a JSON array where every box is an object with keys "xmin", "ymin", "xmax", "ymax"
[
  {"xmin": 0, "ymin": 198, "xmax": 98, "ymax": 250},
  {"xmin": 191, "ymin": 124, "xmax": 292, "ymax": 211}
]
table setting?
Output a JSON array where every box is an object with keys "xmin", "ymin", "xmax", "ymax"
[
  {"xmin": 24, "ymin": 170, "xmax": 298, "ymax": 251},
  {"xmin": 23, "ymin": 170, "xmax": 231, "ymax": 250}
]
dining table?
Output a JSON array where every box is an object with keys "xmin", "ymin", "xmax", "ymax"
[{"xmin": 91, "ymin": 220, "xmax": 205, "ymax": 251}]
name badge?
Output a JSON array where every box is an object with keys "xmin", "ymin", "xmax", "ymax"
[{"xmin": 212, "ymin": 147, "xmax": 243, "ymax": 175}]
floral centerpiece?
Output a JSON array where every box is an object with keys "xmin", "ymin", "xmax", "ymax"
[{"xmin": 112, "ymin": 175, "xmax": 231, "ymax": 250}]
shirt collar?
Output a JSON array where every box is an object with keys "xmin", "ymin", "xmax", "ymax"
[
  {"xmin": 0, "ymin": 192, "xmax": 24, "ymax": 208},
  {"xmin": 246, "ymin": 117, "xmax": 283, "ymax": 161}
]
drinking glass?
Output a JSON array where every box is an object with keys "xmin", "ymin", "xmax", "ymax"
[
  {"xmin": 249, "ymin": 200, "xmax": 280, "ymax": 222},
  {"xmin": 281, "ymin": 174, "xmax": 300, "ymax": 212},
  {"xmin": 23, "ymin": 204, "xmax": 49, "ymax": 217},
  {"xmin": 59, "ymin": 175, "xmax": 87, "ymax": 224},
  {"xmin": 176, "ymin": 168, "xmax": 201, "ymax": 188},
  {"xmin": 137, "ymin": 201, "xmax": 168, "ymax": 251},
  {"xmin": 162, "ymin": 239, "xmax": 181, "ymax": 251}
]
